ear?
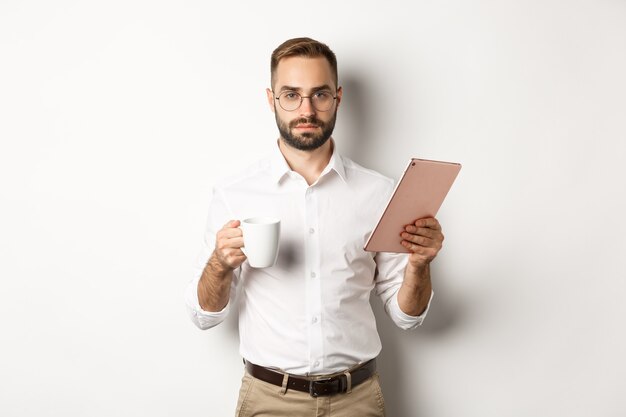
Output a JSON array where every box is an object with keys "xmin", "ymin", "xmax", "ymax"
[
  {"xmin": 266, "ymin": 88, "xmax": 276, "ymax": 113},
  {"xmin": 335, "ymin": 86, "xmax": 343, "ymax": 109}
]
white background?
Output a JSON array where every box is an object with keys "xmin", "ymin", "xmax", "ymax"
[{"xmin": 1, "ymin": 1, "xmax": 625, "ymax": 416}]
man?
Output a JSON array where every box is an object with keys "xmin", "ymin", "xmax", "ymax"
[{"xmin": 185, "ymin": 37, "xmax": 444, "ymax": 417}]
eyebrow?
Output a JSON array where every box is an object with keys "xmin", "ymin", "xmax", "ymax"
[{"xmin": 278, "ymin": 84, "xmax": 334, "ymax": 93}]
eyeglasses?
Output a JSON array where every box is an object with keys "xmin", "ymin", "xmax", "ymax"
[{"xmin": 274, "ymin": 90, "xmax": 337, "ymax": 112}]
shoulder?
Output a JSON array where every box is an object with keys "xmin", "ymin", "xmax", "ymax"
[{"xmin": 340, "ymin": 155, "xmax": 395, "ymax": 192}]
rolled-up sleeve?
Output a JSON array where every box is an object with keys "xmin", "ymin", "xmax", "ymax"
[
  {"xmin": 184, "ymin": 186, "xmax": 239, "ymax": 330},
  {"xmin": 185, "ymin": 275, "xmax": 232, "ymax": 329},
  {"xmin": 374, "ymin": 251, "xmax": 434, "ymax": 330}
]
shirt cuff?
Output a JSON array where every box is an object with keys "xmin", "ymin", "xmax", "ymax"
[
  {"xmin": 185, "ymin": 276, "xmax": 230, "ymax": 330},
  {"xmin": 388, "ymin": 290, "xmax": 434, "ymax": 330}
]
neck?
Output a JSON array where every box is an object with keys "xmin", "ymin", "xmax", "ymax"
[{"xmin": 278, "ymin": 138, "xmax": 333, "ymax": 185}]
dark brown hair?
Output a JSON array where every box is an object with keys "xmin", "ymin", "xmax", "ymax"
[{"xmin": 270, "ymin": 37, "xmax": 338, "ymax": 89}]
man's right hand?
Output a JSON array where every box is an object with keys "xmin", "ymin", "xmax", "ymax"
[
  {"xmin": 212, "ymin": 219, "xmax": 246, "ymax": 271},
  {"xmin": 198, "ymin": 220, "xmax": 245, "ymax": 312}
]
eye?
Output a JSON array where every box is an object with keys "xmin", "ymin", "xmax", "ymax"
[
  {"xmin": 314, "ymin": 91, "xmax": 332, "ymax": 99},
  {"xmin": 282, "ymin": 92, "xmax": 299, "ymax": 100}
]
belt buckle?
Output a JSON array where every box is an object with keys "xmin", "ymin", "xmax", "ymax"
[{"xmin": 309, "ymin": 377, "xmax": 340, "ymax": 398}]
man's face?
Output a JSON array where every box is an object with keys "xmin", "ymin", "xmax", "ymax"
[{"xmin": 267, "ymin": 56, "xmax": 342, "ymax": 151}]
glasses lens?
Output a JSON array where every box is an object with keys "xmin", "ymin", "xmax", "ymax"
[
  {"xmin": 278, "ymin": 92, "xmax": 301, "ymax": 111},
  {"xmin": 311, "ymin": 91, "xmax": 334, "ymax": 111}
]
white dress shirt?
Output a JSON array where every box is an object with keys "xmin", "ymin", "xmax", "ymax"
[{"xmin": 185, "ymin": 140, "xmax": 433, "ymax": 375}]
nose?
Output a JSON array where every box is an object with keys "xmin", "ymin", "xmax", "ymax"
[{"xmin": 299, "ymin": 96, "xmax": 316, "ymax": 117}]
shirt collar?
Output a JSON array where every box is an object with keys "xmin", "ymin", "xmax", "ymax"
[
  {"xmin": 269, "ymin": 140, "xmax": 293, "ymax": 183},
  {"xmin": 269, "ymin": 139, "xmax": 347, "ymax": 185}
]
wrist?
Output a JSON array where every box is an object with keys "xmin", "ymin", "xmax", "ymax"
[
  {"xmin": 405, "ymin": 261, "xmax": 430, "ymax": 279},
  {"xmin": 406, "ymin": 261, "xmax": 429, "ymax": 274},
  {"xmin": 403, "ymin": 262, "xmax": 431, "ymax": 290},
  {"xmin": 207, "ymin": 252, "xmax": 234, "ymax": 278}
]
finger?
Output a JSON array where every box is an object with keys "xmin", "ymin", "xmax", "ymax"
[
  {"xmin": 401, "ymin": 233, "xmax": 434, "ymax": 247},
  {"xmin": 401, "ymin": 240, "xmax": 429, "ymax": 253},
  {"xmin": 413, "ymin": 217, "xmax": 439, "ymax": 229},
  {"xmin": 217, "ymin": 237, "xmax": 244, "ymax": 251},
  {"xmin": 220, "ymin": 250, "xmax": 247, "ymax": 267},
  {"xmin": 402, "ymin": 240, "xmax": 439, "ymax": 258},
  {"xmin": 403, "ymin": 225, "xmax": 438, "ymax": 239},
  {"xmin": 412, "ymin": 217, "xmax": 441, "ymax": 230},
  {"xmin": 224, "ymin": 249, "xmax": 246, "ymax": 259},
  {"xmin": 218, "ymin": 227, "xmax": 243, "ymax": 239}
]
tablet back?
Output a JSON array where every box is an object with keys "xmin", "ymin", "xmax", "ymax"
[{"xmin": 364, "ymin": 158, "xmax": 461, "ymax": 253}]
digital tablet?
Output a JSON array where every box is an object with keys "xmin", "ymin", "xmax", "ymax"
[{"xmin": 364, "ymin": 158, "xmax": 461, "ymax": 253}]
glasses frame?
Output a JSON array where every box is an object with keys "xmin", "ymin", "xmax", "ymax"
[{"xmin": 273, "ymin": 90, "xmax": 338, "ymax": 112}]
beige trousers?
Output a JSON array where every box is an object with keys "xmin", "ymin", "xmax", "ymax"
[{"xmin": 235, "ymin": 370, "xmax": 386, "ymax": 417}]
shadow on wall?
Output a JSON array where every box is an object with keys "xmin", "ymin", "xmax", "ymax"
[
  {"xmin": 336, "ymin": 72, "xmax": 377, "ymax": 170},
  {"xmin": 372, "ymin": 262, "xmax": 467, "ymax": 417}
]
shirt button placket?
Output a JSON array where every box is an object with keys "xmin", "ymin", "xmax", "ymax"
[{"xmin": 305, "ymin": 186, "xmax": 323, "ymax": 372}]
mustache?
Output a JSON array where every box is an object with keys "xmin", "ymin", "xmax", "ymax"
[{"xmin": 289, "ymin": 117, "xmax": 324, "ymax": 128}]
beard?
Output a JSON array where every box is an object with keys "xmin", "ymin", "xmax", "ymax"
[{"xmin": 275, "ymin": 110, "xmax": 337, "ymax": 151}]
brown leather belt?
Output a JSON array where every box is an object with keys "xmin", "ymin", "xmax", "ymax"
[{"xmin": 244, "ymin": 358, "xmax": 376, "ymax": 397}]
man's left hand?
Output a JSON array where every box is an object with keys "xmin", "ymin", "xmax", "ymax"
[{"xmin": 400, "ymin": 217, "xmax": 444, "ymax": 268}]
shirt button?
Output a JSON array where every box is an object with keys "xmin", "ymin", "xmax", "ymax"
[
  {"xmin": 311, "ymin": 272, "xmax": 316, "ymax": 278},
  {"xmin": 314, "ymin": 361, "xmax": 320, "ymax": 367},
  {"xmin": 312, "ymin": 316, "xmax": 318, "ymax": 324},
  {"xmin": 309, "ymin": 228, "xmax": 315, "ymax": 234}
]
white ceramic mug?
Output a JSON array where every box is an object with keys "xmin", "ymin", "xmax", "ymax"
[{"xmin": 240, "ymin": 217, "xmax": 281, "ymax": 268}]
